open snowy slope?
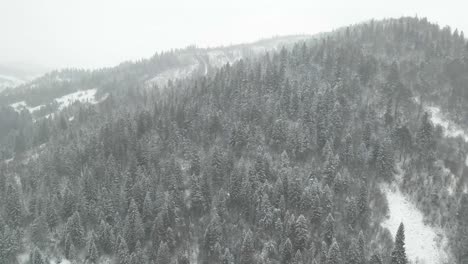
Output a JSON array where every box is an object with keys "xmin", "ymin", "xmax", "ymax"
[
  {"xmin": 426, "ymin": 106, "xmax": 468, "ymax": 142},
  {"xmin": 381, "ymin": 184, "xmax": 449, "ymax": 264}
]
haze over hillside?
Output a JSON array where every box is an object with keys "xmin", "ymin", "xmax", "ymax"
[{"xmin": 2, "ymin": 0, "xmax": 468, "ymax": 69}]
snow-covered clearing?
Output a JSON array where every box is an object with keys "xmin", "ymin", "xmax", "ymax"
[
  {"xmin": 54, "ymin": 88, "xmax": 99, "ymax": 110},
  {"xmin": 207, "ymin": 50, "xmax": 242, "ymax": 68},
  {"xmin": 10, "ymin": 88, "xmax": 104, "ymax": 115},
  {"xmin": 10, "ymin": 101, "xmax": 45, "ymax": 113},
  {"xmin": 425, "ymin": 106, "xmax": 468, "ymax": 142},
  {"xmin": 381, "ymin": 183, "xmax": 450, "ymax": 264},
  {"xmin": 0, "ymin": 74, "xmax": 25, "ymax": 90},
  {"xmin": 146, "ymin": 63, "xmax": 200, "ymax": 88}
]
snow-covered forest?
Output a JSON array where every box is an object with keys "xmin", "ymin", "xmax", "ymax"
[{"xmin": 0, "ymin": 17, "xmax": 467, "ymax": 264}]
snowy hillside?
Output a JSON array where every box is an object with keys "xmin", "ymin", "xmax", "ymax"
[
  {"xmin": 0, "ymin": 74, "xmax": 25, "ymax": 91},
  {"xmin": 426, "ymin": 106, "xmax": 468, "ymax": 142},
  {"xmin": 381, "ymin": 184, "xmax": 449, "ymax": 264},
  {"xmin": 9, "ymin": 88, "xmax": 106, "ymax": 119}
]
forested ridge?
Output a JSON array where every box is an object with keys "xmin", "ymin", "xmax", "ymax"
[{"xmin": 0, "ymin": 17, "xmax": 467, "ymax": 264}]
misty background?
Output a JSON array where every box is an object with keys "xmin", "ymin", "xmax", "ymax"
[{"xmin": 1, "ymin": 0, "xmax": 467, "ymax": 72}]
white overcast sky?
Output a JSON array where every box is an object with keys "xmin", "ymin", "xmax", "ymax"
[{"xmin": 0, "ymin": 0, "xmax": 467, "ymax": 70}]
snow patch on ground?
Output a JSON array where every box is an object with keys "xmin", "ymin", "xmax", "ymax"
[
  {"xmin": 426, "ymin": 106, "xmax": 468, "ymax": 142},
  {"xmin": 10, "ymin": 101, "xmax": 45, "ymax": 113},
  {"xmin": 0, "ymin": 74, "xmax": 25, "ymax": 90},
  {"xmin": 10, "ymin": 88, "xmax": 104, "ymax": 115},
  {"xmin": 54, "ymin": 88, "xmax": 99, "ymax": 110},
  {"xmin": 146, "ymin": 63, "xmax": 200, "ymax": 88},
  {"xmin": 381, "ymin": 183, "xmax": 450, "ymax": 264},
  {"xmin": 207, "ymin": 50, "xmax": 243, "ymax": 68}
]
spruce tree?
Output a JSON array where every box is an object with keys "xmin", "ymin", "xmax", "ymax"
[
  {"xmin": 294, "ymin": 215, "xmax": 308, "ymax": 252},
  {"xmin": 281, "ymin": 238, "xmax": 293, "ymax": 264},
  {"xmin": 85, "ymin": 234, "xmax": 98, "ymax": 264},
  {"xmin": 5, "ymin": 185, "xmax": 22, "ymax": 228},
  {"xmin": 391, "ymin": 223, "xmax": 407, "ymax": 264},
  {"xmin": 124, "ymin": 199, "xmax": 144, "ymax": 252},
  {"xmin": 117, "ymin": 238, "xmax": 130, "ymax": 264},
  {"xmin": 156, "ymin": 242, "xmax": 171, "ymax": 264},
  {"xmin": 369, "ymin": 254, "xmax": 383, "ymax": 264},
  {"xmin": 30, "ymin": 247, "xmax": 45, "ymax": 264},
  {"xmin": 323, "ymin": 214, "xmax": 335, "ymax": 246},
  {"xmin": 326, "ymin": 239, "xmax": 342, "ymax": 264},
  {"xmin": 66, "ymin": 211, "xmax": 85, "ymax": 249},
  {"xmin": 240, "ymin": 229, "xmax": 254, "ymax": 264}
]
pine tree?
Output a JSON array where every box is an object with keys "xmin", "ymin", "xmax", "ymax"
[
  {"xmin": 130, "ymin": 241, "xmax": 146, "ymax": 264},
  {"xmin": 326, "ymin": 239, "xmax": 342, "ymax": 264},
  {"xmin": 124, "ymin": 199, "xmax": 144, "ymax": 252},
  {"xmin": 30, "ymin": 247, "xmax": 45, "ymax": 264},
  {"xmin": 240, "ymin": 229, "xmax": 254, "ymax": 264},
  {"xmin": 346, "ymin": 239, "xmax": 360, "ymax": 264},
  {"xmin": 45, "ymin": 199, "xmax": 59, "ymax": 231},
  {"xmin": 391, "ymin": 223, "xmax": 407, "ymax": 264},
  {"xmin": 258, "ymin": 193, "xmax": 274, "ymax": 230},
  {"xmin": 221, "ymin": 248, "xmax": 234, "ymax": 264},
  {"xmin": 281, "ymin": 238, "xmax": 293, "ymax": 264},
  {"xmin": 66, "ymin": 211, "xmax": 85, "ymax": 249},
  {"xmin": 117, "ymin": 238, "xmax": 130, "ymax": 264},
  {"xmin": 189, "ymin": 151, "xmax": 201, "ymax": 176},
  {"xmin": 293, "ymin": 250, "xmax": 303, "ymax": 264},
  {"xmin": 323, "ymin": 214, "xmax": 335, "ymax": 246},
  {"xmin": 86, "ymin": 234, "xmax": 98, "ymax": 264},
  {"xmin": 456, "ymin": 194, "xmax": 468, "ymax": 263},
  {"xmin": 369, "ymin": 254, "xmax": 383, "ymax": 264},
  {"xmin": 357, "ymin": 231, "xmax": 365, "ymax": 263},
  {"xmin": 31, "ymin": 214, "xmax": 49, "ymax": 248},
  {"xmin": 5, "ymin": 185, "xmax": 22, "ymax": 228},
  {"xmin": 97, "ymin": 220, "xmax": 113, "ymax": 254},
  {"xmin": 293, "ymin": 215, "xmax": 308, "ymax": 252},
  {"xmin": 211, "ymin": 147, "xmax": 225, "ymax": 188},
  {"xmin": 156, "ymin": 242, "xmax": 171, "ymax": 264},
  {"xmin": 190, "ymin": 175, "xmax": 205, "ymax": 216}
]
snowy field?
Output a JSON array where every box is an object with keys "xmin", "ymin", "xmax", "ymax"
[
  {"xmin": 10, "ymin": 101, "xmax": 45, "ymax": 113},
  {"xmin": 10, "ymin": 88, "xmax": 103, "ymax": 115},
  {"xmin": 426, "ymin": 106, "xmax": 468, "ymax": 142},
  {"xmin": 381, "ymin": 184, "xmax": 449, "ymax": 264},
  {"xmin": 0, "ymin": 74, "xmax": 25, "ymax": 91},
  {"xmin": 146, "ymin": 63, "xmax": 200, "ymax": 88},
  {"xmin": 54, "ymin": 88, "xmax": 99, "ymax": 111}
]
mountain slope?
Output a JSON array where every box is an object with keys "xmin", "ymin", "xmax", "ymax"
[{"xmin": 0, "ymin": 17, "xmax": 467, "ymax": 264}]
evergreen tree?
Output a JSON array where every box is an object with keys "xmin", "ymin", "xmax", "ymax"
[
  {"xmin": 221, "ymin": 248, "xmax": 234, "ymax": 264},
  {"xmin": 117, "ymin": 238, "xmax": 130, "ymax": 264},
  {"xmin": 66, "ymin": 211, "xmax": 85, "ymax": 249},
  {"xmin": 5, "ymin": 185, "xmax": 22, "ymax": 228},
  {"xmin": 456, "ymin": 194, "xmax": 468, "ymax": 263},
  {"xmin": 204, "ymin": 212, "xmax": 223, "ymax": 257},
  {"xmin": 346, "ymin": 239, "xmax": 360, "ymax": 264},
  {"xmin": 390, "ymin": 223, "xmax": 407, "ymax": 264},
  {"xmin": 156, "ymin": 242, "xmax": 171, "ymax": 264},
  {"xmin": 86, "ymin": 234, "xmax": 98, "ymax": 264},
  {"xmin": 369, "ymin": 254, "xmax": 383, "ymax": 264},
  {"xmin": 324, "ymin": 214, "xmax": 335, "ymax": 246},
  {"xmin": 326, "ymin": 239, "xmax": 342, "ymax": 264},
  {"xmin": 31, "ymin": 214, "xmax": 49, "ymax": 248},
  {"xmin": 240, "ymin": 229, "xmax": 254, "ymax": 264},
  {"xmin": 281, "ymin": 238, "xmax": 293, "ymax": 264},
  {"xmin": 124, "ymin": 199, "xmax": 144, "ymax": 252},
  {"xmin": 293, "ymin": 215, "xmax": 308, "ymax": 252},
  {"xmin": 30, "ymin": 247, "xmax": 45, "ymax": 264}
]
